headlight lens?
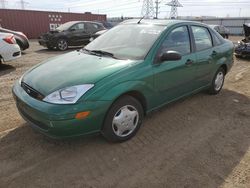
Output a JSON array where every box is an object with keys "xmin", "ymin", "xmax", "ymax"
[{"xmin": 43, "ymin": 84, "xmax": 94, "ymax": 104}]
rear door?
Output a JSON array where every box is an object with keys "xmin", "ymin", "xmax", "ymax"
[
  {"xmin": 190, "ymin": 25, "xmax": 217, "ymax": 87},
  {"xmin": 153, "ymin": 25, "xmax": 197, "ymax": 104},
  {"xmin": 86, "ymin": 23, "xmax": 104, "ymax": 34},
  {"xmin": 68, "ymin": 23, "xmax": 89, "ymax": 46}
]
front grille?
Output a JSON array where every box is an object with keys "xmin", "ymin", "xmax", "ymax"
[
  {"xmin": 21, "ymin": 82, "xmax": 45, "ymax": 101},
  {"xmin": 13, "ymin": 51, "xmax": 21, "ymax": 57}
]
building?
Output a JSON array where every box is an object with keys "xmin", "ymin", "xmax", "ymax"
[{"xmin": 0, "ymin": 9, "xmax": 106, "ymax": 38}]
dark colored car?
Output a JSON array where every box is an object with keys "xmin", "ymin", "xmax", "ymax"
[
  {"xmin": 98, "ymin": 21, "xmax": 113, "ymax": 29},
  {"xmin": 209, "ymin": 25, "xmax": 230, "ymax": 39},
  {"xmin": 38, "ymin": 21, "xmax": 105, "ymax": 51},
  {"xmin": 90, "ymin": 29, "xmax": 107, "ymax": 41},
  {"xmin": 0, "ymin": 27, "xmax": 29, "ymax": 51},
  {"xmin": 234, "ymin": 24, "xmax": 250, "ymax": 58}
]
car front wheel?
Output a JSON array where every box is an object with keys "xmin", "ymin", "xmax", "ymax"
[
  {"xmin": 208, "ymin": 67, "xmax": 225, "ymax": 95},
  {"xmin": 102, "ymin": 96, "xmax": 144, "ymax": 142},
  {"xmin": 57, "ymin": 39, "xmax": 68, "ymax": 51}
]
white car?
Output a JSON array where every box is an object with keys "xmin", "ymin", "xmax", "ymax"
[{"xmin": 0, "ymin": 32, "xmax": 21, "ymax": 63}]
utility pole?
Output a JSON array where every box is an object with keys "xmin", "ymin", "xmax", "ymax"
[
  {"xmin": 141, "ymin": 0, "xmax": 155, "ymax": 19},
  {"xmin": 155, "ymin": 0, "xmax": 160, "ymax": 19},
  {"xmin": 166, "ymin": 0, "xmax": 183, "ymax": 19},
  {"xmin": 0, "ymin": 0, "xmax": 7, "ymax": 9},
  {"xmin": 17, "ymin": 0, "xmax": 29, "ymax": 10}
]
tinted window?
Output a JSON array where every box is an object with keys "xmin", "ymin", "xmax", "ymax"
[
  {"xmin": 160, "ymin": 26, "xmax": 191, "ymax": 55},
  {"xmin": 211, "ymin": 30, "xmax": 222, "ymax": 46},
  {"xmin": 71, "ymin": 23, "xmax": 85, "ymax": 31},
  {"xmin": 192, "ymin": 26, "xmax": 212, "ymax": 51}
]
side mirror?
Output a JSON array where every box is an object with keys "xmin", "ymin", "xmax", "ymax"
[
  {"xmin": 69, "ymin": 28, "xmax": 76, "ymax": 32},
  {"xmin": 159, "ymin": 51, "xmax": 182, "ymax": 62}
]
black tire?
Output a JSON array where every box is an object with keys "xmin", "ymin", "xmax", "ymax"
[
  {"xmin": 16, "ymin": 40, "xmax": 24, "ymax": 51},
  {"xmin": 102, "ymin": 96, "xmax": 144, "ymax": 142},
  {"xmin": 57, "ymin": 39, "xmax": 68, "ymax": 51},
  {"xmin": 208, "ymin": 67, "xmax": 225, "ymax": 95}
]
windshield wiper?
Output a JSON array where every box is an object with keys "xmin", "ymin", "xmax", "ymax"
[
  {"xmin": 90, "ymin": 50, "xmax": 115, "ymax": 58},
  {"xmin": 81, "ymin": 48, "xmax": 119, "ymax": 59}
]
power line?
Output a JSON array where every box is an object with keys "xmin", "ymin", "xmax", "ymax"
[
  {"xmin": 85, "ymin": 1, "xmax": 140, "ymax": 13},
  {"xmin": 155, "ymin": 0, "xmax": 160, "ymax": 19},
  {"xmin": 16, "ymin": 0, "xmax": 29, "ymax": 10},
  {"xmin": 141, "ymin": 0, "xmax": 155, "ymax": 18},
  {"xmin": 166, "ymin": 0, "xmax": 183, "ymax": 19}
]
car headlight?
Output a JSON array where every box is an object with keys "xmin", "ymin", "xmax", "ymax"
[
  {"xmin": 18, "ymin": 75, "xmax": 24, "ymax": 85},
  {"xmin": 43, "ymin": 84, "xmax": 94, "ymax": 104}
]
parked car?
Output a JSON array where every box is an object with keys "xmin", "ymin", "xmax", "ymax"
[
  {"xmin": 234, "ymin": 23, "xmax": 250, "ymax": 58},
  {"xmin": 90, "ymin": 29, "xmax": 107, "ymax": 41},
  {"xmin": 0, "ymin": 27, "xmax": 29, "ymax": 51},
  {"xmin": 13, "ymin": 20, "xmax": 234, "ymax": 142},
  {"xmin": 97, "ymin": 21, "xmax": 113, "ymax": 29},
  {"xmin": 209, "ymin": 25, "xmax": 230, "ymax": 39},
  {"xmin": 0, "ymin": 33, "xmax": 21, "ymax": 63},
  {"xmin": 38, "ymin": 21, "xmax": 105, "ymax": 51}
]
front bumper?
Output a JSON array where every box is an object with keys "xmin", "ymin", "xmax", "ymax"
[
  {"xmin": 0, "ymin": 44, "xmax": 21, "ymax": 62},
  {"xmin": 38, "ymin": 38, "xmax": 55, "ymax": 48},
  {"xmin": 12, "ymin": 82, "xmax": 112, "ymax": 138}
]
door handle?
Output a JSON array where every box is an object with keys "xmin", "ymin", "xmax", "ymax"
[
  {"xmin": 185, "ymin": 59, "xmax": 193, "ymax": 66},
  {"xmin": 211, "ymin": 51, "xmax": 217, "ymax": 56}
]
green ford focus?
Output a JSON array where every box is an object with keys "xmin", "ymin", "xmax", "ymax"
[{"xmin": 13, "ymin": 20, "xmax": 234, "ymax": 142}]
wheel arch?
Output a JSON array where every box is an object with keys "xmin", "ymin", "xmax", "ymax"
[
  {"xmin": 15, "ymin": 38, "xmax": 24, "ymax": 50},
  {"xmin": 117, "ymin": 90, "xmax": 147, "ymax": 114},
  {"xmin": 220, "ymin": 64, "xmax": 228, "ymax": 74}
]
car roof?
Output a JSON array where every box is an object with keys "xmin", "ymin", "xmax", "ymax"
[
  {"xmin": 65, "ymin": 21, "xmax": 103, "ymax": 25},
  {"xmin": 119, "ymin": 19, "xmax": 207, "ymax": 27},
  {"xmin": 0, "ymin": 32, "xmax": 13, "ymax": 38}
]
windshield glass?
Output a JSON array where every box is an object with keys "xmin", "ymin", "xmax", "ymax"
[
  {"xmin": 85, "ymin": 24, "xmax": 165, "ymax": 60},
  {"xmin": 56, "ymin": 22, "xmax": 75, "ymax": 31}
]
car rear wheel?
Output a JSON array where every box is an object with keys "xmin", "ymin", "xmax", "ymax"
[
  {"xmin": 102, "ymin": 96, "xmax": 144, "ymax": 142},
  {"xmin": 208, "ymin": 67, "xmax": 225, "ymax": 95},
  {"xmin": 57, "ymin": 39, "xmax": 68, "ymax": 51}
]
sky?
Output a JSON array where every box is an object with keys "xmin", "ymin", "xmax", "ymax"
[{"xmin": 2, "ymin": 0, "xmax": 250, "ymax": 18}]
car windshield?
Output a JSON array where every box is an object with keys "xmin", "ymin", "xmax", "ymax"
[
  {"xmin": 56, "ymin": 22, "xmax": 75, "ymax": 31},
  {"xmin": 85, "ymin": 24, "xmax": 165, "ymax": 60}
]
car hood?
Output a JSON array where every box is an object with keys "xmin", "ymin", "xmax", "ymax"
[{"xmin": 22, "ymin": 51, "xmax": 135, "ymax": 96}]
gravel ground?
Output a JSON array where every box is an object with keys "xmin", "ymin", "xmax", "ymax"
[{"xmin": 0, "ymin": 37, "xmax": 250, "ymax": 188}]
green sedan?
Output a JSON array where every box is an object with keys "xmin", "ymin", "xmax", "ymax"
[{"xmin": 13, "ymin": 19, "xmax": 234, "ymax": 142}]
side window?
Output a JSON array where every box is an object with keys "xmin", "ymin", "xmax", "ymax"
[
  {"xmin": 191, "ymin": 26, "xmax": 213, "ymax": 51},
  {"xmin": 160, "ymin": 26, "xmax": 191, "ymax": 55},
  {"xmin": 211, "ymin": 31, "xmax": 222, "ymax": 46},
  {"xmin": 92, "ymin": 23, "xmax": 102, "ymax": 30},
  {"xmin": 71, "ymin": 23, "xmax": 85, "ymax": 31}
]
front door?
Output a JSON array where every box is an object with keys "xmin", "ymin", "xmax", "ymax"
[{"xmin": 153, "ymin": 26, "xmax": 197, "ymax": 105}]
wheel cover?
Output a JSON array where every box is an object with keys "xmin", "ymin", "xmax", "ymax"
[
  {"xmin": 58, "ymin": 40, "xmax": 67, "ymax": 50},
  {"xmin": 214, "ymin": 71, "xmax": 224, "ymax": 91},
  {"xmin": 112, "ymin": 105, "xmax": 139, "ymax": 137}
]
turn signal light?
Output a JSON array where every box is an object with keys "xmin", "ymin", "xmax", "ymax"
[{"xmin": 75, "ymin": 111, "xmax": 90, "ymax": 120}]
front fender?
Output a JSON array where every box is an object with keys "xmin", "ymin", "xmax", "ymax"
[{"xmin": 85, "ymin": 81, "xmax": 156, "ymax": 109}]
